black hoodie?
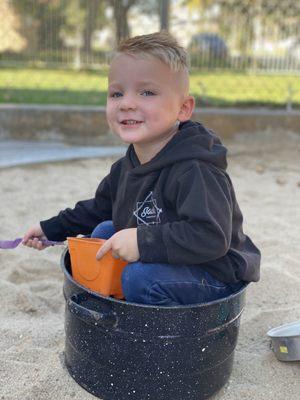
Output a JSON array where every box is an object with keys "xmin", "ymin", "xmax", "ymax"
[{"xmin": 41, "ymin": 120, "xmax": 260, "ymax": 283}]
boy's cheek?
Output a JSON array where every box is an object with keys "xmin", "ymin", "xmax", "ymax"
[
  {"xmin": 106, "ymin": 102, "xmax": 115, "ymax": 118},
  {"xmin": 105, "ymin": 115, "xmax": 114, "ymax": 131}
]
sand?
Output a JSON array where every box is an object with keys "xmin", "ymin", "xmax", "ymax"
[{"xmin": 0, "ymin": 129, "xmax": 300, "ymax": 400}]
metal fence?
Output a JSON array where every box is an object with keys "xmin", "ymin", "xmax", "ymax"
[{"xmin": 0, "ymin": 0, "xmax": 299, "ymax": 108}]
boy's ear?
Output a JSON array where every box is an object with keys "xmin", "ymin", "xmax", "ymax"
[{"xmin": 177, "ymin": 96, "xmax": 195, "ymax": 122}]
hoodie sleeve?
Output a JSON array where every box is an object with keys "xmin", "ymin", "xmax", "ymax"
[
  {"xmin": 40, "ymin": 174, "xmax": 112, "ymax": 241},
  {"xmin": 137, "ymin": 164, "xmax": 233, "ymax": 265}
]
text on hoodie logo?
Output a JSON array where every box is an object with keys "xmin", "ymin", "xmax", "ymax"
[{"xmin": 133, "ymin": 192, "xmax": 162, "ymax": 225}]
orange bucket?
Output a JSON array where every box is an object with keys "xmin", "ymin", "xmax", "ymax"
[{"xmin": 67, "ymin": 237, "xmax": 128, "ymax": 299}]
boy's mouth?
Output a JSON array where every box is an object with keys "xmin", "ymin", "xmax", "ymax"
[{"xmin": 121, "ymin": 119, "xmax": 143, "ymax": 125}]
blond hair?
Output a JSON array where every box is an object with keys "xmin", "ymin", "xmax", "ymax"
[{"xmin": 113, "ymin": 31, "xmax": 188, "ymax": 73}]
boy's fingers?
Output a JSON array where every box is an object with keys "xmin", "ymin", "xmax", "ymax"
[
  {"xmin": 22, "ymin": 235, "xmax": 38, "ymax": 245},
  {"xmin": 23, "ymin": 237, "xmax": 45, "ymax": 250},
  {"xmin": 37, "ymin": 241, "xmax": 46, "ymax": 250},
  {"xmin": 32, "ymin": 237, "xmax": 39, "ymax": 246},
  {"xmin": 23, "ymin": 230, "xmax": 36, "ymax": 242},
  {"xmin": 96, "ymin": 239, "xmax": 112, "ymax": 260},
  {"xmin": 24, "ymin": 239, "xmax": 32, "ymax": 247},
  {"xmin": 29, "ymin": 239, "xmax": 36, "ymax": 248},
  {"xmin": 22, "ymin": 235, "xmax": 31, "ymax": 245}
]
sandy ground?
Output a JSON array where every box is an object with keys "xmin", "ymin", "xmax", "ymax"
[{"xmin": 0, "ymin": 129, "xmax": 300, "ymax": 400}]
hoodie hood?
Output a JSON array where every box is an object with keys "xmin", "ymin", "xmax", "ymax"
[{"xmin": 126, "ymin": 120, "xmax": 227, "ymax": 175}]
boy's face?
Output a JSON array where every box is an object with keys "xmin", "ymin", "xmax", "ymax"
[{"xmin": 106, "ymin": 54, "xmax": 189, "ymax": 146}]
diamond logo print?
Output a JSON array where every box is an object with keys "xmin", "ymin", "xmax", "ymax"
[{"xmin": 133, "ymin": 192, "xmax": 162, "ymax": 226}]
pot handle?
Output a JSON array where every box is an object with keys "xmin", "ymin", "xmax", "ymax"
[{"xmin": 67, "ymin": 294, "xmax": 117, "ymax": 328}]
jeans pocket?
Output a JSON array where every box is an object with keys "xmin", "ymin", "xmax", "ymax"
[
  {"xmin": 199, "ymin": 273, "xmax": 235, "ymax": 301},
  {"xmin": 201, "ymin": 276, "xmax": 228, "ymax": 290}
]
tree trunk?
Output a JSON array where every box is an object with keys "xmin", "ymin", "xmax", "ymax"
[
  {"xmin": 83, "ymin": 0, "xmax": 100, "ymax": 53},
  {"xmin": 111, "ymin": 0, "xmax": 137, "ymax": 43},
  {"xmin": 160, "ymin": 0, "xmax": 170, "ymax": 31}
]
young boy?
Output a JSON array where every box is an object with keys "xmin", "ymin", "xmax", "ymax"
[{"xmin": 23, "ymin": 31, "xmax": 260, "ymax": 306}]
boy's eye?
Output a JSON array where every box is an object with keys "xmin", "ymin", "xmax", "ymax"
[
  {"xmin": 141, "ymin": 90, "xmax": 155, "ymax": 96},
  {"xmin": 110, "ymin": 92, "xmax": 123, "ymax": 98}
]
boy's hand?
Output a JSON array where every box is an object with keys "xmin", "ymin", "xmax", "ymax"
[
  {"xmin": 22, "ymin": 224, "xmax": 49, "ymax": 250},
  {"xmin": 96, "ymin": 228, "xmax": 140, "ymax": 263}
]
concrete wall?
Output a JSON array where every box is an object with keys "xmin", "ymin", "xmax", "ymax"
[{"xmin": 0, "ymin": 104, "xmax": 299, "ymax": 144}]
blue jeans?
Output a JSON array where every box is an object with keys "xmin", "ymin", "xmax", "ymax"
[{"xmin": 92, "ymin": 221, "xmax": 244, "ymax": 306}]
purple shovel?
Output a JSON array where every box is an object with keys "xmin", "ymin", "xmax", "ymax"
[{"xmin": 0, "ymin": 238, "xmax": 64, "ymax": 249}]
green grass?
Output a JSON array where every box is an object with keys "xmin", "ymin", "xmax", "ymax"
[
  {"xmin": 190, "ymin": 70, "xmax": 300, "ymax": 108},
  {"xmin": 0, "ymin": 67, "xmax": 299, "ymax": 108}
]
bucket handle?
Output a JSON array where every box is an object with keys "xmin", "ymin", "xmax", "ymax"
[{"xmin": 67, "ymin": 294, "xmax": 117, "ymax": 328}]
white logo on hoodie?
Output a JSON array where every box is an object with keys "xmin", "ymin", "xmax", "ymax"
[{"xmin": 133, "ymin": 192, "xmax": 162, "ymax": 225}]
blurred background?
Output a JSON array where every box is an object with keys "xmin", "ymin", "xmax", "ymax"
[{"xmin": 1, "ymin": 0, "xmax": 299, "ymax": 110}]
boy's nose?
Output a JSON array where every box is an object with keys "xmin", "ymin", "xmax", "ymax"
[{"xmin": 119, "ymin": 94, "xmax": 137, "ymax": 111}]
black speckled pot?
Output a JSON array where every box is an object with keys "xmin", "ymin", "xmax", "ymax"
[{"xmin": 61, "ymin": 249, "xmax": 247, "ymax": 400}]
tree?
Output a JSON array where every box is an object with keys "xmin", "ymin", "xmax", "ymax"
[
  {"xmin": 0, "ymin": 0, "xmax": 26, "ymax": 53},
  {"xmin": 63, "ymin": 0, "xmax": 107, "ymax": 67},
  {"xmin": 107, "ymin": 0, "xmax": 165, "ymax": 43},
  {"xmin": 11, "ymin": 0, "xmax": 66, "ymax": 51},
  {"xmin": 160, "ymin": 0, "xmax": 170, "ymax": 30},
  {"xmin": 182, "ymin": 0, "xmax": 215, "ymax": 13},
  {"xmin": 216, "ymin": 0, "xmax": 300, "ymax": 55},
  {"xmin": 83, "ymin": 0, "xmax": 101, "ymax": 52},
  {"xmin": 108, "ymin": 0, "xmax": 138, "ymax": 43}
]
